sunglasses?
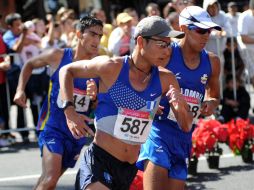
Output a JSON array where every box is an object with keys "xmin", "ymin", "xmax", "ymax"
[
  {"xmin": 187, "ymin": 25, "xmax": 212, "ymax": 35},
  {"xmin": 143, "ymin": 37, "xmax": 171, "ymax": 48}
]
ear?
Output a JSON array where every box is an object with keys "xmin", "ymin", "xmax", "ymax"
[{"xmin": 136, "ymin": 36, "xmax": 145, "ymax": 49}]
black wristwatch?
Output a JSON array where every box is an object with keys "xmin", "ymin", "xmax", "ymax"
[{"xmin": 62, "ymin": 101, "xmax": 74, "ymax": 111}]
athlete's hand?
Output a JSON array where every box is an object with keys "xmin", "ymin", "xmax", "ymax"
[
  {"xmin": 86, "ymin": 79, "xmax": 97, "ymax": 101},
  {"xmin": 166, "ymin": 85, "xmax": 193, "ymax": 132},
  {"xmin": 64, "ymin": 107, "xmax": 95, "ymax": 139},
  {"xmin": 166, "ymin": 85, "xmax": 189, "ymax": 112},
  {"xmin": 13, "ymin": 90, "xmax": 27, "ymax": 108},
  {"xmin": 200, "ymin": 100, "xmax": 217, "ymax": 117}
]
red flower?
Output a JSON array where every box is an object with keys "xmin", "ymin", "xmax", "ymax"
[
  {"xmin": 226, "ymin": 118, "xmax": 254, "ymax": 154},
  {"xmin": 213, "ymin": 124, "xmax": 228, "ymax": 142},
  {"xmin": 191, "ymin": 119, "xmax": 222, "ymax": 158}
]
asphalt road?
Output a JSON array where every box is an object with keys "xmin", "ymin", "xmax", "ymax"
[
  {"xmin": 0, "ymin": 142, "xmax": 253, "ymax": 190},
  {"xmin": 0, "ymin": 97, "xmax": 254, "ymax": 190}
]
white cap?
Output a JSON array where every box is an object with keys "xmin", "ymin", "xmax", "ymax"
[{"xmin": 179, "ymin": 6, "xmax": 221, "ymax": 31}]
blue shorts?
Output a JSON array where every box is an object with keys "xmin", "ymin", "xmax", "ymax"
[
  {"xmin": 136, "ymin": 124, "xmax": 192, "ymax": 180},
  {"xmin": 38, "ymin": 128, "xmax": 86, "ymax": 168}
]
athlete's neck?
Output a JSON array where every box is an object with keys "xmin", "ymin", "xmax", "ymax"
[
  {"xmin": 130, "ymin": 54, "xmax": 151, "ymax": 83},
  {"xmin": 73, "ymin": 47, "xmax": 95, "ymax": 61}
]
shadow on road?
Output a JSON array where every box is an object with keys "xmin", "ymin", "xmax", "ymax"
[
  {"xmin": 0, "ymin": 137, "xmax": 94, "ymax": 154},
  {"xmin": 186, "ymin": 163, "xmax": 254, "ymax": 190},
  {"xmin": 0, "ymin": 141, "xmax": 39, "ymax": 154}
]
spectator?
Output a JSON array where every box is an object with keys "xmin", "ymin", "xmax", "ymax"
[
  {"xmin": 203, "ymin": 0, "xmax": 231, "ymax": 58},
  {"xmin": 0, "ymin": 33, "xmax": 11, "ymax": 146},
  {"xmin": 220, "ymin": 74, "xmax": 250, "ymax": 123},
  {"xmin": 91, "ymin": 8, "xmax": 113, "ymax": 55},
  {"xmin": 60, "ymin": 14, "xmax": 75, "ymax": 47},
  {"xmin": 238, "ymin": 0, "xmax": 254, "ymax": 87},
  {"xmin": 41, "ymin": 14, "xmax": 66, "ymax": 49},
  {"xmin": 20, "ymin": 20, "xmax": 48, "ymax": 132},
  {"xmin": 145, "ymin": 2, "xmax": 161, "ymax": 16},
  {"xmin": 108, "ymin": 12, "xmax": 135, "ymax": 56},
  {"xmin": 20, "ymin": 21, "xmax": 41, "ymax": 64},
  {"xmin": 165, "ymin": 0, "xmax": 194, "ymax": 15},
  {"xmin": 123, "ymin": 7, "xmax": 140, "ymax": 26},
  {"xmin": 166, "ymin": 12, "xmax": 181, "ymax": 42},
  {"xmin": 3, "ymin": 13, "xmax": 34, "ymax": 143},
  {"xmin": 226, "ymin": 2, "xmax": 241, "ymax": 37},
  {"xmin": 32, "ymin": 18, "xmax": 46, "ymax": 38},
  {"xmin": 0, "ymin": 14, "xmax": 6, "ymax": 35},
  {"xmin": 223, "ymin": 37, "xmax": 244, "ymax": 79}
]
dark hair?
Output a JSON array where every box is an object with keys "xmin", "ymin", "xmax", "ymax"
[
  {"xmin": 5, "ymin": 13, "xmax": 21, "ymax": 26},
  {"xmin": 76, "ymin": 15, "xmax": 103, "ymax": 33}
]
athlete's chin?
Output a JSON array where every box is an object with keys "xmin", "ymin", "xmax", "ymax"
[
  {"xmin": 199, "ymin": 43, "xmax": 207, "ymax": 49},
  {"xmin": 90, "ymin": 48, "xmax": 99, "ymax": 55},
  {"xmin": 156, "ymin": 58, "xmax": 168, "ymax": 67}
]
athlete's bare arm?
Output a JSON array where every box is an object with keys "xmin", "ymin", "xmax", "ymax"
[
  {"xmin": 14, "ymin": 48, "xmax": 64, "ymax": 108},
  {"xmin": 200, "ymin": 52, "xmax": 221, "ymax": 116},
  {"xmin": 59, "ymin": 55, "xmax": 121, "ymax": 138},
  {"xmin": 159, "ymin": 67, "xmax": 193, "ymax": 132}
]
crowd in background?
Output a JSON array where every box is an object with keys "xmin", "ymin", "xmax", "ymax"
[{"xmin": 0, "ymin": 0, "xmax": 253, "ymax": 146}]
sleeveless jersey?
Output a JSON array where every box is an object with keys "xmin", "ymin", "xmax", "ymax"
[
  {"xmin": 37, "ymin": 48, "xmax": 97, "ymax": 140},
  {"xmin": 150, "ymin": 42, "xmax": 212, "ymax": 140},
  {"xmin": 95, "ymin": 56, "xmax": 162, "ymax": 145}
]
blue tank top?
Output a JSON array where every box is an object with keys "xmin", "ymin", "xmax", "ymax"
[
  {"xmin": 37, "ymin": 48, "xmax": 97, "ymax": 140},
  {"xmin": 95, "ymin": 56, "xmax": 162, "ymax": 144},
  {"xmin": 150, "ymin": 42, "xmax": 212, "ymax": 141}
]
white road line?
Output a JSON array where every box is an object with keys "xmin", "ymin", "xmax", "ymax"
[
  {"xmin": 0, "ymin": 153, "xmax": 236, "ymax": 182},
  {"xmin": 0, "ymin": 170, "xmax": 78, "ymax": 182}
]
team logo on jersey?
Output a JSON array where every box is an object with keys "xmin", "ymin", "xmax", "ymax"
[
  {"xmin": 155, "ymin": 145, "xmax": 164, "ymax": 153},
  {"xmin": 201, "ymin": 74, "xmax": 208, "ymax": 84},
  {"xmin": 175, "ymin": 72, "xmax": 181, "ymax": 80},
  {"xmin": 146, "ymin": 101, "xmax": 156, "ymax": 111}
]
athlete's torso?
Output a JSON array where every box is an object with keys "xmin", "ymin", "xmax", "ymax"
[
  {"xmin": 95, "ymin": 56, "xmax": 162, "ymax": 145},
  {"xmin": 151, "ymin": 42, "xmax": 212, "ymax": 140},
  {"xmin": 37, "ymin": 48, "xmax": 97, "ymax": 139}
]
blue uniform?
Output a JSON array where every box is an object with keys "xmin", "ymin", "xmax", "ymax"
[
  {"xmin": 38, "ymin": 48, "xmax": 97, "ymax": 168},
  {"xmin": 95, "ymin": 56, "xmax": 162, "ymax": 145},
  {"xmin": 137, "ymin": 42, "xmax": 212, "ymax": 180},
  {"xmin": 78, "ymin": 56, "xmax": 162, "ymax": 189}
]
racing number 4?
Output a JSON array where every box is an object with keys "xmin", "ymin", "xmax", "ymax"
[{"xmin": 120, "ymin": 117, "xmax": 149, "ymax": 135}]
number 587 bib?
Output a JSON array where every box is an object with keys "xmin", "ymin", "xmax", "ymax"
[{"xmin": 113, "ymin": 108, "xmax": 153, "ymax": 144}]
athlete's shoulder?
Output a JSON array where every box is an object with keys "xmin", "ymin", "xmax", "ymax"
[
  {"xmin": 96, "ymin": 55, "xmax": 124, "ymax": 68},
  {"xmin": 158, "ymin": 66, "xmax": 179, "ymax": 93},
  {"xmin": 206, "ymin": 51, "xmax": 220, "ymax": 76},
  {"xmin": 207, "ymin": 51, "xmax": 220, "ymax": 65},
  {"xmin": 46, "ymin": 48, "xmax": 64, "ymax": 57}
]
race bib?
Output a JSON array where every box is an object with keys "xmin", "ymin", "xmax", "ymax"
[
  {"xmin": 168, "ymin": 96, "xmax": 201, "ymax": 124},
  {"xmin": 113, "ymin": 108, "xmax": 153, "ymax": 143},
  {"xmin": 57, "ymin": 88, "xmax": 90, "ymax": 112}
]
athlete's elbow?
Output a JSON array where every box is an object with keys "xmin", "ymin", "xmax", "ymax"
[{"xmin": 60, "ymin": 65, "xmax": 72, "ymax": 78}]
